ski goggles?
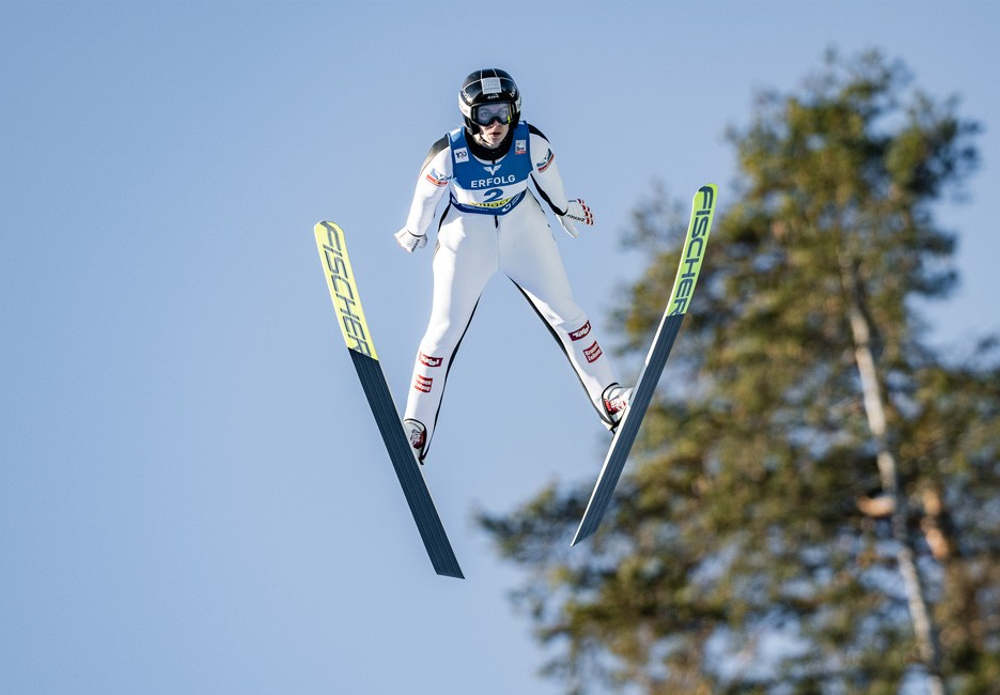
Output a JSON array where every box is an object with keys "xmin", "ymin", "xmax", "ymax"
[{"xmin": 472, "ymin": 102, "xmax": 513, "ymax": 126}]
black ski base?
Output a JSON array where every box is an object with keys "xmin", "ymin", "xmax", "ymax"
[
  {"xmin": 572, "ymin": 313, "xmax": 685, "ymax": 545},
  {"xmin": 350, "ymin": 351, "xmax": 464, "ymax": 579}
]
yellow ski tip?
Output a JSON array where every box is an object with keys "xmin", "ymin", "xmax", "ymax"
[{"xmin": 314, "ymin": 221, "xmax": 379, "ymax": 360}]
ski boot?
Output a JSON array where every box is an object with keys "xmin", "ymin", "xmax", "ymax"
[
  {"xmin": 403, "ymin": 419, "xmax": 427, "ymax": 463},
  {"xmin": 602, "ymin": 383, "xmax": 632, "ymax": 431}
]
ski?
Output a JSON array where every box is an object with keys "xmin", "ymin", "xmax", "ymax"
[
  {"xmin": 314, "ymin": 221, "xmax": 464, "ymax": 579},
  {"xmin": 572, "ymin": 184, "xmax": 718, "ymax": 546}
]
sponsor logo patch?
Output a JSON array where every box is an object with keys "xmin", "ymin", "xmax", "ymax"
[
  {"xmin": 470, "ymin": 174, "xmax": 516, "ymax": 188},
  {"xmin": 465, "ymin": 196, "xmax": 514, "ymax": 209},
  {"xmin": 419, "ymin": 352, "xmax": 443, "ymax": 367},
  {"xmin": 454, "ymin": 147, "xmax": 469, "ymax": 163},
  {"xmin": 604, "ymin": 396, "xmax": 625, "ymax": 415},
  {"xmin": 515, "ymin": 139, "xmax": 526, "ymax": 155},
  {"xmin": 408, "ymin": 427, "xmax": 426, "ymax": 451},
  {"xmin": 584, "ymin": 341, "xmax": 603, "ymax": 363},
  {"xmin": 425, "ymin": 168, "xmax": 449, "ymax": 187},
  {"xmin": 536, "ymin": 148, "xmax": 554, "ymax": 172},
  {"xmin": 568, "ymin": 321, "xmax": 592, "ymax": 341},
  {"xmin": 414, "ymin": 375, "xmax": 433, "ymax": 393},
  {"xmin": 481, "ymin": 76, "xmax": 502, "ymax": 94}
]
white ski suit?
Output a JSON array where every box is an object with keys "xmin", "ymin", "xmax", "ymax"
[{"xmin": 400, "ymin": 121, "xmax": 619, "ymax": 454}]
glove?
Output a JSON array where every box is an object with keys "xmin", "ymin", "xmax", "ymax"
[
  {"xmin": 394, "ymin": 228, "xmax": 427, "ymax": 253},
  {"xmin": 557, "ymin": 199, "xmax": 594, "ymax": 238}
]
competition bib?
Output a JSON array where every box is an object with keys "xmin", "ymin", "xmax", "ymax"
[{"xmin": 448, "ymin": 123, "xmax": 532, "ymax": 215}]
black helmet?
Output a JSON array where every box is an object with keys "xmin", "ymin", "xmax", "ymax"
[{"xmin": 458, "ymin": 68, "xmax": 521, "ymax": 132}]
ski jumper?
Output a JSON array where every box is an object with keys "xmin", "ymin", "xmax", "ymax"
[{"xmin": 401, "ymin": 122, "xmax": 619, "ymax": 454}]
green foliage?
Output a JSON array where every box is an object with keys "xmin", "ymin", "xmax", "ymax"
[{"xmin": 478, "ymin": 49, "xmax": 999, "ymax": 695}]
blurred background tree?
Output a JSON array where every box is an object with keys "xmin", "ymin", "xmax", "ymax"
[{"xmin": 480, "ymin": 49, "xmax": 999, "ymax": 695}]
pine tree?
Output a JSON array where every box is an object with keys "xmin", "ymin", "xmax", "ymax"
[{"xmin": 480, "ymin": 50, "xmax": 1000, "ymax": 695}]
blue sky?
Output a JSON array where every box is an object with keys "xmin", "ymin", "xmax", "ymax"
[{"xmin": 2, "ymin": 2, "xmax": 997, "ymax": 694}]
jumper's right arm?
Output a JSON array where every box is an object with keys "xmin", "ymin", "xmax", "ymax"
[{"xmin": 396, "ymin": 136, "xmax": 452, "ymax": 252}]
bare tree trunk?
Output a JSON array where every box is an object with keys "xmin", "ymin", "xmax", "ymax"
[{"xmin": 843, "ymin": 263, "xmax": 946, "ymax": 695}]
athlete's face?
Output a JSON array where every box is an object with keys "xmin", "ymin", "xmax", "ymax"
[{"xmin": 476, "ymin": 121, "xmax": 509, "ymax": 149}]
